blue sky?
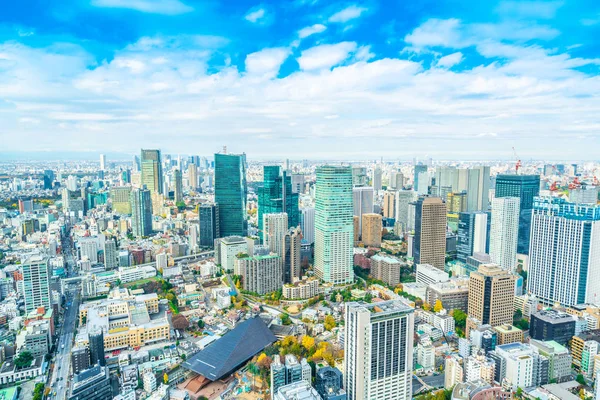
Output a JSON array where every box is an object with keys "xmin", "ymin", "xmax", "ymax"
[{"xmin": 0, "ymin": 0, "xmax": 599, "ymax": 160}]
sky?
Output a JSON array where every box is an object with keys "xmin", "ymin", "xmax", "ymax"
[{"xmin": 0, "ymin": 0, "xmax": 599, "ymax": 160}]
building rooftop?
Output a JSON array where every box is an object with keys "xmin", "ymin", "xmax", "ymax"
[
  {"xmin": 533, "ymin": 309, "xmax": 576, "ymax": 324},
  {"xmin": 371, "ymin": 254, "xmax": 401, "ymax": 264},
  {"xmin": 221, "ymin": 236, "xmax": 246, "ymax": 244}
]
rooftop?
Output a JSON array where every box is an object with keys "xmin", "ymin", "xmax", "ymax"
[{"xmin": 533, "ymin": 309, "xmax": 576, "ymax": 323}]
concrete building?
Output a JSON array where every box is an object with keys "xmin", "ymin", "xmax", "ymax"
[
  {"xmin": 71, "ymin": 346, "xmax": 90, "ymax": 375},
  {"xmin": 110, "ymin": 187, "xmax": 132, "ymax": 214},
  {"xmin": 530, "ymin": 310, "xmax": 576, "ymax": 346},
  {"xmin": 383, "ymin": 191, "xmax": 395, "ymax": 219},
  {"xmin": 426, "ymin": 279, "xmax": 470, "ymax": 313},
  {"xmin": 395, "ymin": 190, "xmax": 418, "ymax": 233},
  {"xmin": 468, "ymin": 264, "xmax": 515, "ymax": 329},
  {"xmin": 413, "ymin": 197, "xmax": 446, "ymax": 269},
  {"xmin": 238, "ymin": 254, "xmax": 283, "ymax": 295},
  {"xmin": 489, "ymin": 197, "xmax": 520, "ymax": 271},
  {"xmin": 530, "ymin": 339, "xmax": 572, "ymax": 383},
  {"xmin": 493, "ymin": 324, "xmax": 524, "ymax": 345},
  {"xmin": 361, "ymin": 213, "xmax": 382, "ymax": 247},
  {"xmin": 69, "ymin": 365, "xmax": 113, "ymax": 400},
  {"xmin": 370, "ymin": 254, "xmax": 402, "ymax": 287},
  {"xmin": 199, "ymin": 203, "xmax": 219, "ymax": 248},
  {"xmin": 444, "ymin": 355, "xmax": 463, "ymax": 389},
  {"xmin": 284, "ymin": 227, "xmax": 302, "ymax": 284},
  {"xmin": 300, "ymin": 207, "xmax": 315, "ymax": 245},
  {"xmin": 490, "ymin": 342, "xmax": 548, "ymax": 390},
  {"xmin": 416, "ymin": 263, "xmax": 450, "ymax": 286},
  {"xmin": 282, "ymin": 277, "xmax": 319, "ymax": 300},
  {"xmin": 353, "ymin": 186, "xmax": 374, "ymax": 234},
  {"xmin": 216, "ymin": 236, "xmax": 248, "ymax": 273},
  {"xmin": 21, "ymin": 255, "xmax": 51, "ymax": 313}
]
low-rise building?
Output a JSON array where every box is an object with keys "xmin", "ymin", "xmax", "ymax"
[
  {"xmin": 370, "ymin": 254, "xmax": 402, "ymax": 286},
  {"xmin": 426, "ymin": 279, "xmax": 469, "ymax": 312},
  {"xmin": 493, "ymin": 324, "xmax": 524, "ymax": 345},
  {"xmin": 282, "ymin": 277, "xmax": 319, "ymax": 300}
]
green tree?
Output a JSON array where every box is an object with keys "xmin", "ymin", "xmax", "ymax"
[
  {"xmin": 14, "ymin": 351, "xmax": 34, "ymax": 368},
  {"xmin": 513, "ymin": 309, "xmax": 523, "ymax": 322},
  {"xmin": 576, "ymin": 374, "xmax": 586, "ymax": 385},
  {"xmin": 324, "ymin": 315, "xmax": 336, "ymax": 331},
  {"xmin": 451, "ymin": 309, "xmax": 467, "ymax": 329}
]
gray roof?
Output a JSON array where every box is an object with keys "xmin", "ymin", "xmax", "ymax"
[{"xmin": 182, "ymin": 317, "xmax": 276, "ymax": 381}]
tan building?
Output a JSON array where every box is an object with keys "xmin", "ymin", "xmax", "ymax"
[
  {"xmin": 282, "ymin": 277, "xmax": 319, "ymax": 300},
  {"xmin": 446, "ymin": 192, "xmax": 467, "ymax": 213},
  {"xmin": 494, "ymin": 324, "xmax": 524, "ymax": 345},
  {"xmin": 110, "ymin": 187, "xmax": 132, "ymax": 214},
  {"xmin": 414, "ymin": 197, "xmax": 446, "ymax": 269},
  {"xmin": 383, "ymin": 191, "xmax": 395, "ymax": 219},
  {"xmin": 362, "ymin": 213, "xmax": 383, "ymax": 248},
  {"xmin": 353, "ymin": 216, "xmax": 359, "ymax": 246},
  {"xmin": 371, "ymin": 254, "xmax": 402, "ymax": 287},
  {"xmin": 285, "ymin": 227, "xmax": 303, "ymax": 283},
  {"xmin": 468, "ymin": 264, "xmax": 516, "ymax": 328}
]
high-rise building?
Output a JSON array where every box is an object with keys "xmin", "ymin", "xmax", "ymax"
[
  {"xmin": 468, "ymin": 264, "xmax": 516, "ymax": 328},
  {"xmin": 352, "ymin": 166, "xmax": 368, "ymax": 187},
  {"xmin": 264, "ymin": 213, "xmax": 288, "ymax": 260},
  {"xmin": 395, "ymin": 190, "xmax": 418, "ymax": 232},
  {"xmin": 89, "ymin": 329, "xmax": 106, "ymax": 367},
  {"xmin": 361, "ymin": 213, "xmax": 382, "ymax": 247},
  {"xmin": 372, "ymin": 167, "xmax": 382, "ymax": 191},
  {"xmin": 284, "ymin": 227, "xmax": 302, "ymax": 283},
  {"xmin": 43, "ymin": 169, "xmax": 54, "ymax": 189},
  {"xmin": 414, "ymin": 164, "xmax": 428, "ymax": 190},
  {"xmin": 489, "ymin": 197, "xmax": 520, "ymax": 271},
  {"xmin": 529, "ymin": 310, "xmax": 576, "ymax": 345},
  {"xmin": 528, "ymin": 197, "xmax": 600, "ymax": 306},
  {"xmin": 413, "ymin": 197, "xmax": 446, "ymax": 269},
  {"xmin": 214, "ymin": 153, "xmax": 248, "ymax": 237},
  {"xmin": 314, "ymin": 166, "xmax": 354, "ymax": 284},
  {"xmin": 258, "ymin": 166, "xmax": 299, "ymax": 240},
  {"xmin": 383, "ymin": 191, "xmax": 395, "ymax": 219},
  {"xmin": 389, "ymin": 171, "xmax": 404, "ymax": 190},
  {"xmin": 300, "ymin": 208, "xmax": 315, "ymax": 244},
  {"xmin": 99, "ymin": 154, "xmax": 106, "ymax": 171},
  {"xmin": 291, "ymin": 174, "xmax": 305, "ymax": 194},
  {"xmin": 69, "ymin": 365, "xmax": 113, "ymax": 400},
  {"xmin": 457, "ymin": 212, "xmax": 488, "ymax": 262},
  {"xmin": 110, "ymin": 187, "xmax": 132, "ymax": 214},
  {"xmin": 199, "ymin": 203, "xmax": 220, "ymax": 247},
  {"xmin": 71, "ymin": 346, "xmax": 90, "ymax": 375},
  {"xmin": 345, "ymin": 300, "xmax": 414, "ymax": 400},
  {"xmin": 353, "ymin": 186, "xmax": 374, "ymax": 233},
  {"xmin": 140, "ymin": 149, "xmax": 163, "ymax": 194},
  {"xmin": 316, "ymin": 363, "xmax": 346, "ymax": 400},
  {"xmin": 188, "ymin": 164, "xmax": 198, "ymax": 190},
  {"xmin": 238, "ymin": 254, "xmax": 282, "ymax": 295},
  {"xmin": 21, "ymin": 255, "xmax": 51, "ymax": 313},
  {"xmin": 103, "ymin": 238, "xmax": 118, "ymax": 270},
  {"xmin": 173, "ymin": 169, "xmax": 183, "ymax": 202},
  {"xmin": 495, "ymin": 174, "xmax": 540, "ymax": 254},
  {"xmin": 465, "ymin": 166, "xmax": 491, "ymax": 212},
  {"xmin": 130, "ymin": 188, "xmax": 152, "ymax": 238}
]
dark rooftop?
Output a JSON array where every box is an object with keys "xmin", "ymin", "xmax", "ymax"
[{"xmin": 182, "ymin": 317, "xmax": 276, "ymax": 381}]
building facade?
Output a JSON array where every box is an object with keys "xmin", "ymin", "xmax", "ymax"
[
  {"xmin": 214, "ymin": 153, "xmax": 248, "ymax": 237},
  {"xmin": 489, "ymin": 197, "xmax": 520, "ymax": 271},
  {"xmin": 413, "ymin": 197, "xmax": 447, "ymax": 269}
]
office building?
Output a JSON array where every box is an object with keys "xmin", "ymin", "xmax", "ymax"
[
  {"xmin": 21, "ymin": 255, "xmax": 51, "ymax": 313},
  {"xmin": 426, "ymin": 279, "xmax": 470, "ymax": 313},
  {"xmin": 71, "ymin": 346, "xmax": 91, "ymax": 375},
  {"xmin": 528, "ymin": 197, "xmax": 600, "ymax": 306},
  {"xmin": 215, "ymin": 153, "xmax": 248, "ymax": 237},
  {"xmin": 43, "ymin": 169, "xmax": 54, "ymax": 189},
  {"xmin": 130, "ymin": 188, "xmax": 152, "ymax": 238},
  {"xmin": 370, "ymin": 254, "xmax": 402, "ymax": 287},
  {"xmin": 188, "ymin": 164, "xmax": 198, "ymax": 190},
  {"xmin": 416, "ymin": 263, "xmax": 450, "ymax": 286},
  {"xmin": 273, "ymin": 381, "xmax": 321, "ymax": 400},
  {"xmin": 529, "ymin": 339, "xmax": 572, "ymax": 383},
  {"xmin": 493, "ymin": 324, "xmax": 524, "ymax": 345},
  {"xmin": 490, "ymin": 342, "xmax": 548, "ymax": 390},
  {"xmin": 353, "ymin": 186, "xmax": 374, "ymax": 233},
  {"xmin": 372, "ymin": 167, "xmax": 383, "ymax": 191},
  {"xmin": 413, "ymin": 197, "xmax": 446, "ymax": 269},
  {"xmin": 352, "ymin": 166, "xmax": 368, "ymax": 187},
  {"xmin": 529, "ymin": 310, "xmax": 576, "ymax": 346},
  {"xmin": 110, "ymin": 187, "xmax": 132, "ymax": 214},
  {"xmin": 389, "ymin": 171, "xmax": 404, "ymax": 190},
  {"xmin": 316, "ymin": 363, "xmax": 346, "ymax": 400},
  {"xmin": 300, "ymin": 208, "xmax": 315, "ymax": 244},
  {"xmin": 569, "ymin": 186, "xmax": 599, "ymax": 205},
  {"xmin": 345, "ymin": 300, "xmax": 414, "ymax": 400},
  {"xmin": 361, "ymin": 213, "xmax": 382, "ymax": 247},
  {"xmin": 314, "ymin": 166, "xmax": 354, "ymax": 284},
  {"xmin": 140, "ymin": 149, "xmax": 163, "ymax": 194},
  {"xmin": 414, "ymin": 164, "xmax": 427, "ymax": 191},
  {"xmin": 173, "ymin": 169, "xmax": 183, "ymax": 202},
  {"xmin": 395, "ymin": 190, "xmax": 417, "ymax": 232},
  {"xmin": 383, "ymin": 191, "xmax": 395, "ymax": 219},
  {"xmin": 457, "ymin": 212, "xmax": 488, "ymax": 262},
  {"xmin": 89, "ymin": 330, "xmax": 106, "ymax": 366},
  {"xmin": 495, "ymin": 174, "xmax": 540, "ymax": 254},
  {"xmin": 103, "ymin": 238, "xmax": 118, "ymax": 270},
  {"xmin": 270, "ymin": 354, "xmax": 311, "ymax": 398},
  {"xmin": 284, "ymin": 227, "xmax": 302, "ymax": 284},
  {"xmin": 489, "ymin": 197, "xmax": 520, "ymax": 271},
  {"xmin": 238, "ymin": 254, "xmax": 282, "ymax": 295},
  {"xmin": 216, "ymin": 236, "xmax": 248, "ymax": 272},
  {"xmin": 69, "ymin": 365, "xmax": 113, "ymax": 400},
  {"xmin": 199, "ymin": 203, "xmax": 220, "ymax": 247},
  {"xmin": 466, "ymin": 166, "xmax": 491, "ymax": 212},
  {"xmin": 258, "ymin": 166, "xmax": 300, "ymax": 240},
  {"xmin": 291, "ymin": 174, "xmax": 305, "ymax": 194},
  {"xmin": 264, "ymin": 213, "xmax": 288, "ymax": 260},
  {"xmin": 468, "ymin": 264, "xmax": 515, "ymax": 328}
]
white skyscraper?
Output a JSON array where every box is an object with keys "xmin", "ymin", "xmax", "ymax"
[
  {"xmin": 345, "ymin": 300, "xmax": 414, "ymax": 400},
  {"xmin": 300, "ymin": 208, "xmax": 315, "ymax": 244},
  {"xmin": 100, "ymin": 154, "xmax": 106, "ymax": 171},
  {"xmin": 416, "ymin": 171, "xmax": 429, "ymax": 195},
  {"xmin": 372, "ymin": 167, "xmax": 382, "ymax": 191},
  {"xmin": 353, "ymin": 186, "xmax": 374, "ymax": 233},
  {"xmin": 528, "ymin": 197, "xmax": 600, "ymax": 306},
  {"xmin": 264, "ymin": 213, "xmax": 288, "ymax": 258},
  {"xmin": 103, "ymin": 238, "xmax": 118, "ymax": 270},
  {"xmin": 395, "ymin": 190, "xmax": 418, "ymax": 233},
  {"xmin": 489, "ymin": 197, "xmax": 520, "ymax": 271}
]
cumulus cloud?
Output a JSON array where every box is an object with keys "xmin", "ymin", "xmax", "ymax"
[
  {"xmin": 328, "ymin": 5, "xmax": 368, "ymax": 23},
  {"xmin": 298, "ymin": 24, "xmax": 327, "ymax": 39},
  {"xmin": 91, "ymin": 0, "xmax": 193, "ymax": 15},
  {"xmin": 297, "ymin": 42, "xmax": 357, "ymax": 71},
  {"xmin": 245, "ymin": 47, "xmax": 290, "ymax": 78},
  {"xmin": 436, "ymin": 52, "xmax": 464, "ymax": 68}
]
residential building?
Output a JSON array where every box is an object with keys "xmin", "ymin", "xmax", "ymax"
[
  {"xmin": 71, "ymin": 346, "xmax": 90, "ymax": 375},
  {"xmin": 383, "ymin": 191, "xmax": 395, "ymax": 219},
  {"xmin": 264, "ymin": 213, "xmax": 288, "ymax": 262},
  {"xmin": 188, "ymin": 163, "xmax": 198, "ymax": 190},
  {"xmin": 130, "ymin": 188, "xmax": 152, "ymax": 238},
  {"xmin": 21, "ymin": 255, "xmax": 51, "ymax": 313},
  {"xmin": 238, "ymin": 254, "xmax": 282, "ymax": 295},
  {"xmin": 214, "ymin": 152, "xmax": 248, "ymax": 237},
  {"xmin": 199, "ymin": 203, "xmax": 220, "ymax": 247},
  {"xmin": 370, "ymin": 254, "xmax": 402, "ymax": 287},
  {"xmin": 300, "ymin": 208, "xmax": 315, "ymax": 244},
  {"xmin": 69, "ymin": 365, "xmax": 113, "ymax": 400},
  {"xmin": 173, "ymin": 169, "xmax": 183, "ymax": 202},
  {"xmin": 571, "ymin": 331, "xmax": 600, "ymax": 368},
  {"xmin": 489, "ymin": 197, "xmax": 520, "ymax": 271},
  {"xmin": 361, "ymin": 213, "xmax": 382, "ymax": 247},
  {"xmin": 143, "ymin": 371, "xmax": 157, "ymax": 393},
  {"xmin": 413, "ymin": 197, "xmax": 447, "ymax": 269},
  {"xmin": 444, "ymin": 355, "xmax": 463, "ymax": 389},
  {"xmin": 314, "ymin": 166, "xmax": 354, "ymax": 284},
  {"xmin": 530, "ymin": 339, "xmax": 572, "ymax": 383},
  {"xmin": 273, "ymin": 381, "xmax": 321, "ymax": 400},
  {"xmin": 345, "ymin": 300, "xmax": 414, "ymax": 400},
  {"xmin": 103, "ymin": 238, "xmax": 118, "ymax": 270},
  {"xmin": 468, "ymin": 264, "xmax": 515, "ymax": 329},
  {"xmin": 284, "ymin": 227, "xmax": 302, "ymax": 283},
  {"xmin": 282, "ymin": 277, "xmax": 319, "ymax": 300}
]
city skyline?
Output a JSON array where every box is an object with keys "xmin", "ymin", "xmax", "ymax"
[{"xmin": 1, "ymin": 1, "xmax": 599, "ymax": 158}]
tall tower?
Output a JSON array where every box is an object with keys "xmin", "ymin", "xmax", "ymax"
[
  {"xmin": 489, "ymin": 197, "xmax": 520, "ymax": 271},
  {"xmin": 130, "ymin": 188, "xmax": 152, "ymax": 238},
  {"xmin": 21, "ymin": 255, "xmax": 51, "ymax": 313},
  {"xmin": 264, "ymin": 213, "xmax": 288, "ymax": 259},
  {"xmin": 103, "ymin": 238, "xmax": 118, "ymax": 270},
  {"xmin": 214, "ymin": 153, "xmax": 248, "ymax": 237},
  {"xmin": 199, "ymin": 203, "xmax": 220, "ymax": 247},
  {"xmin": 362, "ymin": 213, "xmax": 382, "ymax": 248},
  {"xmin": 140, "ymin": 149, "xmax": 163, "ymax": 194},
  {"xmin": 89, "ymin": 330, "xmax": 106, "ymax": 366},
  {"xmin": 173, "ymin": 169, "xmax": 183, "ymax": 202},
  {"xmin": 353, "ymin": 186, "xmax": 374, "ymax": 234},
  {"xmin": 456, "ymin": 211, "xmax": 488, "ymax": 262},
  {"xmin": 468, "ymin": 264, "xmax": 515, "ymax": 327},
  {"xmin": 413, "ymin": 197, "xmax": 447, "ymax": 269},
  {"xmin": 188, "ymin": 164, "xmax": 198, "ymax": 190},
  {"xmin": 258, "ymin": 165, "xmax": 299, "ymax": 240},
  {"xmin": 413, "ymin": 164, "xmax": 428, "ymax": 191},
  {"xmin": 495, "ymin": 174, "xmax": 540, "ymax": 254},
  {"xmin": 99, "ymin": 154, "xmax": 106, "ymax": 171},
  {"xmin": 314, "ymin": 165, "xmax": 354, "ymax": 284},
  {"xmin": 284, "ymin": 227, "xmax": 302, "ymax": 283},
  {"xmin": 300, "ymin": 207, "xmax": 315, "ymax": 245},
  {"xmin": 345, "ymin": 300, "xmax": 414, "ymax": 400}
]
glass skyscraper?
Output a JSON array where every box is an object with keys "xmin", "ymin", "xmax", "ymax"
[
  {"xmin": 214, "ymin": 153, "xmax": 248, "ymax": 237},
  {"xmin": 314, "ymin": 165, "xmax": 354, "ymax": 284},
  {"xmin": 140, "ymin": 149, "xmax": 163, "ymax": 194},
  {"xmin": 494, "ymin": 174, "xmax": 540, "ymax": 254},
  {"xmin": 131, "ymin": 187, "xmax": 152, "ymax": 238},
  {"xmin": 413, "ymin": 164, "xmax": 428, "ymax": 191},
  {"xmin": 258, "ymin": 165, "xmax": 299, "ymax": 240},
  {"xmin": 456, "ymin": 211, "xmax": 488, "ymax": 262},
  {"xmin": 199, "ymin": 203, "xmax": 220, "ymax": 247}
]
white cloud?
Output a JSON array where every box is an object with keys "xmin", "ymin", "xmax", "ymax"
[
  {"xmin": 245, "ymin": 48, "xmax": 290, "ymax": 79},
  {"xmin": 297, "ymin": 42, "xmax": 357, "ymax": 71},
  {"xmin": 245, "ymin": 7, "xmax": 266, "ymax": 23},
  {"xmin": 436, "ymin": 52, "xmax": 464, "ymax": 68},
  {"xmin": 91, "ymin": 0, "xmax": 192, "ymax": 15},
  {"xmin": 404, "ymin": 18, "xmax": 464, "ymax": 49},
  {"xmin": 298, "ymin": 24, "xmax": 327, "ymax": 39},
  {"xmin": 328, "ymin": 5, "xmax": 368, "ymax": 23}
]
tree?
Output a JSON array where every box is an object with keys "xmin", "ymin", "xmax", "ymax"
[
  {"xmin": 176, "ymin": 201, "xmax": 186, "ymax": 211},
  {"xmin": 163, "ymin": 372, "xmax": 169, "ymax": 384},
  {"xmin": 14, "ymin": 351, "xmax": 33, "ymax": 368},
  {"xmin": 324, "ymin": 315, "xmax": 336, "ymax": 331},
  {"xmin": 364, "ymin": 293, "xmax": 373, "ymax": 303},
  {"xmin": 197, "ymin": 319, "xmax": 205, "ymax": 329},
  {"xmin": 451, "ymin": 309, "xmax": 467, "ymax": 329},
  {"xmin": 423, "ymin": 302, "xmax": 432, "ymax": 311},
  {"xmin": 576, "ymin": 374, "xmax": 586, "ymax": 385},
  {"xmin": 513, "ymin": 309, "xmax": 523, "ymax": 322},
  {"xmin": 172, "ymin": 314, "xmax": 190, "ymax": 330},
  {"xmin": 281, "ymin": 336, "xmax": 297, "ymax": 348},
  {"xmin": 434, "ymin": 299, "xmax": 443, "ymax": 313},
  {"xmin": 256, "ymin": 353, "xmax": 272, "ymax": 370},
  {"xmin": 302, "ymin": 335, "xmax": 315, "ymax": 351},
  {"xmin": 281, "ymin": 313, "xmax": 292, "ymax": 325}
]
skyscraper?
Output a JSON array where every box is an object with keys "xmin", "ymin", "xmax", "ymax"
[
  {"xmin": 345, "ymin": 300, "xmax": 414, "ymax": 400},
  {"xmin": 130, "ymin": 187, "xmax": 152, "ymax": 238},
  {"xmin": 89, "ymin": 330, "xmax": 106, "ymax": 366},
  {"xmin": 173, "ymin": 168, "xmax": 183, "ymax": 202},
  {"xmin": 99, "ymin": 154, "xmax": 106, "ymax": 171},
  {"xmin": 214, "ymin": 153, "xmax": 248, "ymax": 237},
  {"xmin": 456, "ymin": 212, "xmax": 488, "ymax": 262},
  {"xmin": 495, "ymin": 174, "xmax": 540, "ymax": 254},
  {"xmin": 468, "ymin": 264, "xmax": 515, "ymax": 328},
  {"xmin": 140, "ymin": 149, "xmax": 163, "ymax": 194},
  {"xmin": 110, "ymin": 186, "xmax": 132, "ymax": 214},
  {"xmin": 413, "ymin": 197, "xmax": 447, "ymax": 269},
  {"xmin": 188, "ymin": 164, "xmax": 198, "ymax": 190},
  {"xmin": 353, "ymin": 186, "xmax": 374, "ymax": 233},
  {"xmin": 383, "ymin": 191, "xmax": 395, "ymax": 219},
  {"xmin": 284, "ymin": 227, "xmax": 302, "ymax": 283},
  {"xmin": 395, "ymin": 190, "xmax": 418, "ymax": 232},
  {"xmin": 264, "ymin": 213, "xmax": 288, "ymax": 260},
  {"xmin": 314, "ymin": 165, "xmax": 354, "ymax": 284},
  {"xmin": 414, "ymin": 164, "xmax": 428, "ymax": 190},
  {"xmin": 528, "ymin": 197, "xmax": 600, "ymax": 306},
  {"xmin": 466, "ymin": 166, "xmax": 491, "ymax": 212},
  {"xmin": 489, "ymin": 197, "xmax": 520, "ymax": 271},
  {"xmin": 372, "ymin": 167, "xmax": 382, "ymax": 191},
  {"xmin": 362, "ymin": 213, "xmax": 382, "ymax": 248},
  {"xmin": 300, "ymin": 207, "xmax": 315, "ymax": 244},
  {"xmin": 258, "ymin": 166, "xmax": 300, "ymax": 240},
  {"xmin": 21, "ymin": 255, "xmax": 51, "ymax": 313},
  {"xmin": 43, "ymin": 169, "xmax": 54, "ymax": 189},
  {"xmin": 103, "ymin": 238, "xmax": 118, "ymax": 270},
  {"xmin": 199, "ymin": 203, "xmax": 220, "ymax": 247}
]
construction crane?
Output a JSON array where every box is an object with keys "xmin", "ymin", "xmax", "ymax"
[
  {"xmin": 549, "ymin": 182, "xmax": 559, "ymax": 191},
  {"xmin": 568, "ymin": 177, "xmax": 581, "ymax": 190},
  {"xmin": 512, "ymin": 147, "xmax": 522, "ymax": 174}
]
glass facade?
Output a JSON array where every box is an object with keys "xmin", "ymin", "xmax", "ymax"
[
  {"xmin": 214, "ymin": 153, "xmax": 248, "ymax": 237},
  {"xmin": 140, "ymin": 149, "xmax": 163, "ymax": 194},
  {"xmin": 257, "ymin": 165, "xmax": 299, "ymax": 240}
]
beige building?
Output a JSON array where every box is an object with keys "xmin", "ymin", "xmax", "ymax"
[
  {"xmin": 383, "ymin": 191, "xmax": 395, "ymax": 219},
  {"xmin": 494, "ymin": 324, "xmax": 524, "ymax": 345},
  {"xmin": 414, "ymin": 197, "xmax": 446, "ymax": 269},
  {"xmin": 110, "ymin": 187, "xmax": 132, "ymax": 214},
  {"xmin": 282, "ymin": 277, "xmax": 319, "ymax": 300},
  {"xmin": 285, "ymin": 227, "xmax": 303, "ymax": 283},
  {"xmin": 353, "ymin": 216, "xmax": 359, "ymax": 246},
  {"xmin": 370, "ymin": 254, "xmax": 402, "ymax": 287},
  {"xmin": 468, "ymin": 264, "xmax": 516, "ymax": 329},
  {"xmin": 362, "ymin": 213, "xmax": 383, "ymax": 248}
]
